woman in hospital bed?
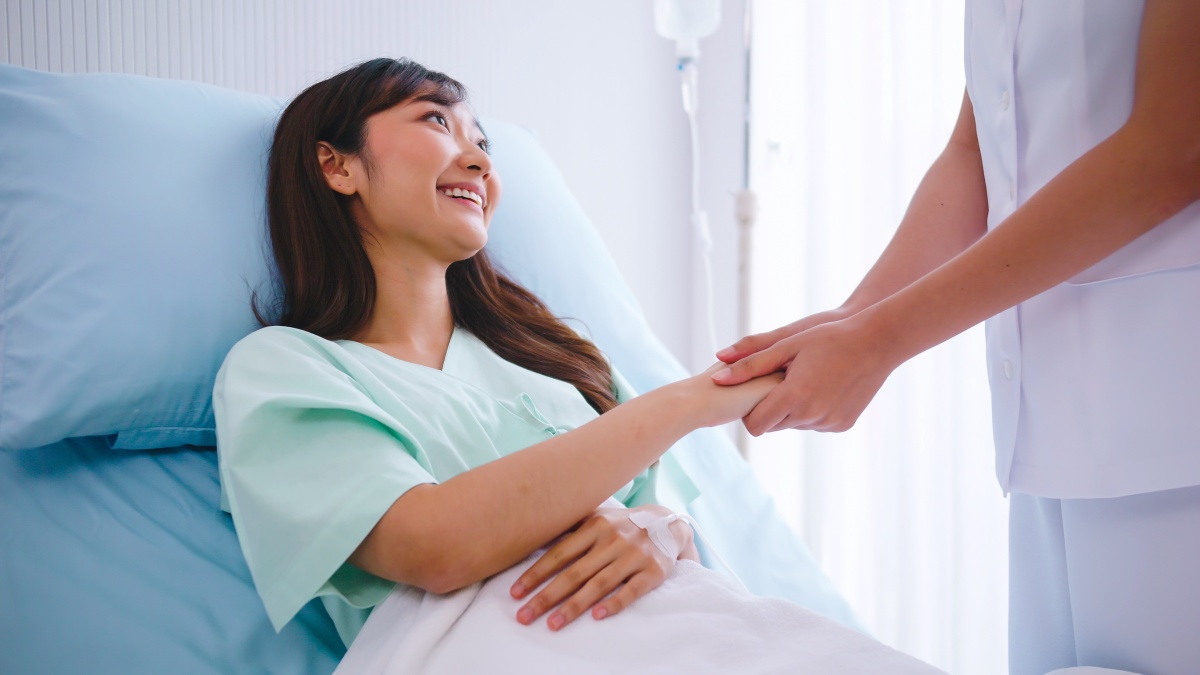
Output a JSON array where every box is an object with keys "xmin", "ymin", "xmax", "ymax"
[{"xmin": 213, "ymin": 57, "xmax": 940, "ymax": 674}]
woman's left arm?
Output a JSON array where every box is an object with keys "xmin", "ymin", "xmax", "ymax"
[{"xmin": 719, "ymin": 1, "xmax": 1200, "ymax": 433}]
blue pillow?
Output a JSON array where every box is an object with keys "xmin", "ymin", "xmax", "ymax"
[{"xmin": 0, "ymin": 64, "xmax": 281, "ymax": 450}]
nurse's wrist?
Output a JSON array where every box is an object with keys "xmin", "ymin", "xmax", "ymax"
[
  {"xmin": 851, "ymin": 301, "xmax": 921, "ymax": 372},
  {"xmin": 838, "ymin": 290, "xmax": 878, "ymax": 318}
]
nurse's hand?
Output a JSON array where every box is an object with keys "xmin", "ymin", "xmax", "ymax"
[
  {"xmin": 712, "ymin": 313, "xmax": 899, "ymax": 435},
  {"xmin": 715, "ymin": 306, "xmax": 857, "ymax": 365},
  {"xmin": 509, "ymin": 504, "xmax": 690, "ymax": 631}
]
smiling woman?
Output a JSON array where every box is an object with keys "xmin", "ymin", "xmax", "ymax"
[{"xmin": 256, "ymin": 58, "xmax": 616, "ymax": 413}]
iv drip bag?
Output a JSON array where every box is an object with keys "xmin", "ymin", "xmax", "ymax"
[{"xmin": 653, "ymin": 0, "xmax": 721, "ymax": 61}]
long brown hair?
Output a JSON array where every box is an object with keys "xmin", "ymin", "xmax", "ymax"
[{"xmin": 259, "ymin": 57, "xmax": 618, "ymax": 414}]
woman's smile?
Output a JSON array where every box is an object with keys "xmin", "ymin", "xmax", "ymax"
[{"xmin": 437, "ymin": 182, "xmax": 486, "ymax": 212}]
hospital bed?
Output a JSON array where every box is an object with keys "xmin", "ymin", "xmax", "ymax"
[{"xmin": 0, "ymin": 63, "xmax": 861, "ymax": 673}]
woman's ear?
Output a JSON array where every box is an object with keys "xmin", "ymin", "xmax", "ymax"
[{"xmin": 317, "ymin": 141, "xmax": 358, "ymax": 196}]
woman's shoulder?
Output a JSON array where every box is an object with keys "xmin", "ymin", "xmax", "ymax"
[
  {"xmin": 218, "ymin": 326, "xmax": 363, "ymax": 385},
  {"xmin": 214, "ymin": 326, "xmax": 392, "ymax": 412},
  {"xmin": 226, "ymin": 325, "xmax": 340, "ymax": 360}
]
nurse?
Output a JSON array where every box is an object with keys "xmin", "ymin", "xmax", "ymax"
[{"xmin": 712, "ymin": 2, "xmax": 1200, "ymax": 674}]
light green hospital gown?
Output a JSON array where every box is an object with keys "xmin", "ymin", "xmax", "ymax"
[{"xmin": 212, "ymin": 325, "xmax": 699, "ymax": 647}]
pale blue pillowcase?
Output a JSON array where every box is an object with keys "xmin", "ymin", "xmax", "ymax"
[{"xmin": 0, "ymin": 63, "xmax": 281, "ymax": 450}]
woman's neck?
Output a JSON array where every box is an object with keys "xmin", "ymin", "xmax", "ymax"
[{"xmin": 353, "ymin": 255, "xmax": 456, "ymax": 370}]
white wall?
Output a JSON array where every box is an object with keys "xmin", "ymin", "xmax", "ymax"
[{"xmin": 1, "ymin": 0, "xmax": 748, "ymax": 370}]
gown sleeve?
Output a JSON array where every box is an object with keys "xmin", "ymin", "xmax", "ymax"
[
  {"xmin": 212, "ymin": 327, "xmax": 436, "ymax": 634},
  {"xmin": 609, "ymin": 366, "xmax": 701, "ymax": 513}
]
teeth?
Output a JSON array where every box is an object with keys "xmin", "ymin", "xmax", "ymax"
[{"xmin": 441, "ymin": 187, "xmax": 483, "ymax": 207}]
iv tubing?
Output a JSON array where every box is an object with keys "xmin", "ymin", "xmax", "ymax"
[{"xmin": 679, "ymin": 58, "xmax": 719, "ymax": 360}]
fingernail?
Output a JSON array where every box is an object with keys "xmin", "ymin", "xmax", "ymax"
[
  {"xmin": 548, "ymin": 613, "xmax": 564, "ymax": 630},
  {"xmin": 712, "ymin": 368, "xmax": 731, "ymax": 382},
  {"xmin": 510, "ymin": 582, "xmax": 525, "ymax": 598},
  {"xmin": 517, "ymin": 608, "xmax": 533, "ymax": 624},
  {"xmin": 593, "ymin": 607, "xmax": 608, "ymax": 620},
  {"xmin": 716, "ymin": 347, "xmax": 734, "ymax": 360}
]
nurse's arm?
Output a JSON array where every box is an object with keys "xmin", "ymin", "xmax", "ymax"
[
  {"xmin": 868, "ymin": 0, "xmax": 1200, "ymax": 368},
  {"xmin": 846, "ymin": 91, "xmax": 991, "ymax": 316},
  {"xmin": 718, "ymin": 89, "xmax": 988, "ymax": 361},
  {"xmin": 717, "ymin": 0, "xmax": 1200, "ymax": 435}
]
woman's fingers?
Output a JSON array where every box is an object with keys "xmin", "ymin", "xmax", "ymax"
[
  {"xmin": 515, "ymin": 507, "xmax": 678, "ymax": 630},
  {"xmin": 591, "ymin": 568, "xmax": 663, "ymax": 622},
  {"xmin": 511, "ymin": 526, "xmax": 592, "ymax": 601},
  {"xmin": 515, "ymin": 538, "xmax": 619, "ymax": 626},
  {"xmin": 553, "ymin": 555, "xmax": 668, "ymax": 630},
  {"xmin": 544, "ymin": 558, "xmax": 633, "ymax": 630}
]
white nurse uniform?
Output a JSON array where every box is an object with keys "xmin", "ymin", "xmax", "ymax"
[{"xmin": 965, "ymin": 0, "xmax": 1200, "ymax": 672}]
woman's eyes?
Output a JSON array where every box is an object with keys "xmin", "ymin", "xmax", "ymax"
[{"xmin": 423, "ymin": 110, "xmax": 490, "ymax": 153}]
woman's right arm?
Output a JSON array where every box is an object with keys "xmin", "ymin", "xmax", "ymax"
[{"xmin": 349, "ymin": 366, "xmax": 779, "ymax": 594}]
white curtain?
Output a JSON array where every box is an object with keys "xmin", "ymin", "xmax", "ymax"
[{"xmin": 744, "ymin": 2, "xmax": 1008, "ymax": 673}]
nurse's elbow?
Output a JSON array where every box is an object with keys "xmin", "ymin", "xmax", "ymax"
[
  {"xmin": 1187, "ymin": 150, "xmax": 1200, "ymax": 204},
  {"xmin": 1123, "ymin": 117, "xmax": 1200, "ymax": 203},
  {"xmin": 1172, "ymin": 143, "xmax": 1200, "ymax": 206},
  {"xmin": 1171, "ymin": 128, "xmax": 1200, "ymax": 202}
]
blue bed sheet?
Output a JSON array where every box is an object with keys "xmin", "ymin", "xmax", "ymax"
[{"xmin": 0, "ymin": 437, "xmax": 344, "ymax": 674}]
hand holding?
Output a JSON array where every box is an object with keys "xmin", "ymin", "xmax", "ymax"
[
  {"xmin": 509, "ymin": 504, "xmax": 690, "ymax": 631},
  {"xmin": 713, "ymin": 314, "xmax": 899, "ymax": 435}
]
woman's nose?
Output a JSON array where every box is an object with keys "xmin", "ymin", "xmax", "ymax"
[{"xmin": 460, "ymin": 140, "xmax": 492, "ymax": 175}]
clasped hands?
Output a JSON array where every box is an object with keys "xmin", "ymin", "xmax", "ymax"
[{"xmin": 710, "ymin": 307, "xmax": 900, "ymax": 436}]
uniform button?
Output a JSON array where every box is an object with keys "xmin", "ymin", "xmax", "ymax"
[
  {"xmin": 1008, "ymin": 184, "xmax": 1017, "ymax": 203},
  {"xmin": 1000, "ymin": 90, "xmax": 1011, "ymax": 111},
  {"xmin": 1003, "ymin": 360, "xmax": 1014, "ymax": 379}
]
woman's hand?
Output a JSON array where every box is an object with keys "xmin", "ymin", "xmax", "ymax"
[
  {"xmin": 679, "ymin": 363, "xmax": 785, "ymax": 429},
  {"xmin": 712, "ymin": 312, "xmax": 901, "ymax": 435},
  {"xmin": 509, "ymin": 504, "xmax": 692, "ymax": 631}
]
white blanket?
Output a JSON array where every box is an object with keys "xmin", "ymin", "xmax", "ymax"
[{"xmin": 335, "ymin": 550, "xmax": 945, "ymax": 674}]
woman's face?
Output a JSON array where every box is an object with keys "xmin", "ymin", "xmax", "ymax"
[{"xmin": 324, "ymin": 91, "xmax": 501, "ymax": 266}]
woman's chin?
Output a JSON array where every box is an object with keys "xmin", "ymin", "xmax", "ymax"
[{"xmin": 450, "ymin": 238, "xmax": 488, "ymax": 263}]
